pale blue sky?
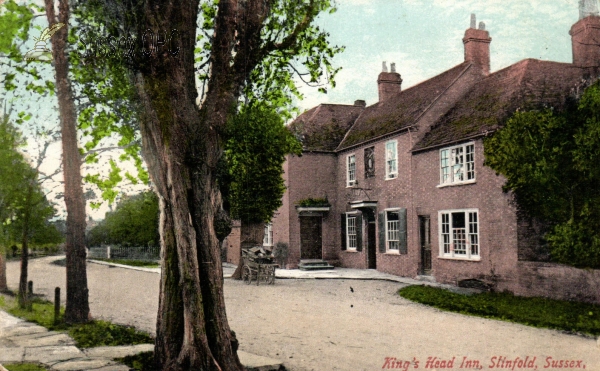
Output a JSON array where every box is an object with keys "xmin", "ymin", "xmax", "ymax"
[{"xmin": 297, "ymin": 0, "xmax": 577, "ymax": 110}]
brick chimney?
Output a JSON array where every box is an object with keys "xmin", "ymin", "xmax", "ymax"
[
  {"xmin": 377, "ymin": 62, "xmax": 402, "ymax": 102},
  {"xmin": 463, "ymin": 14, "xmax": 492, "ymax": 75},
  {"xmin": 570, "ymin": 0, "xmax": 600, "ymax": 67}
]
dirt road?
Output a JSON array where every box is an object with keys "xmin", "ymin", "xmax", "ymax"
[{"xmin": 6, "ymin": 257, "xmax": 599, "ymax": 371}]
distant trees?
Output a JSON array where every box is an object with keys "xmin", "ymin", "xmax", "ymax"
[
  {"xmin": 87, "ymin": 191, "xmax": 159, "ymax": 247},
  {"xmin": 484, "ymin": 81, "xmax": 600, "ymax": 269},
  {"xmin": 0, "ymin": 115, "xmax": 63, "ymax": 300}
]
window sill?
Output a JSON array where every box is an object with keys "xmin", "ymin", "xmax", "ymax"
[
  {"xmin": 385, "ymin": 175, "xmax": 398, "ymax": 181},
  {"xmin": 346, "ymin": 183, "xmax": 357, "ymax": 188},
  {"xmin": 438, "ymin": 256, "xmax": 481, "ymax": 262},
  {"xmin": 437, "ymin": 179, "xmax": 476, "ymax": 188},
  {"xmin": 383, "ymin": 252, "xmax": 403, "ymax": 256},
  {"xmin": 344, "ymin": 249, "xmax": 359, "ymax": 253}
]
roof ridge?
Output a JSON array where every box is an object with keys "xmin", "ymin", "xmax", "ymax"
[
  {"xmin": 335, "ymin": 104, "xmax": 367, "ymax": 152},
  {"xmin": 410, "ymin": 63, "xmax": 474, "ymax": 130}
]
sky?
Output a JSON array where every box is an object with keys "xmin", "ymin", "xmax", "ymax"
[
  {"xmin": 296, "ymin": 0, "xmax": 577, "ymax": 111},
  {"xmin": 2, "ymin": 0, "xmax": 585, "ymax": 220}
]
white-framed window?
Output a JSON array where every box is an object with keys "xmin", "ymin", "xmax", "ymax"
[
  {"xmin": 347, "ymin": 154, "xmax": 356, "ymax": 187},
  {"xmin": 385, "ymin": 140, "xmax": 398, "ymax": 179},
  {"xmin": 438, "ymin": 209, "xmax": 480, "ymax": 260},
  {"xmin": 386, "ymin": 211, "xmax": 400, "ymax": 252},
  {"xmin": 263, "ymin": 222, "xmax": 273, "ymax": 247},
  {"xmin": 346, "ymin": 214, "xmax": 357, "ymax": 250},
  {"xmin": 440, "ymin": 142, "xmax": 475, "ymax": 185}
]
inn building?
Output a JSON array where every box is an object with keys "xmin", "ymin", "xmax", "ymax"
[{"xmin": 231, "ymin": 2, "xmax": 600, "ymax": 303}]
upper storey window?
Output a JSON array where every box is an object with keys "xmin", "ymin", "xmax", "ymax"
[
  {"xmin": 385, "ymin": 140, "xmax": 398, "ymax": 179},
  {"xmin": 440, "ymin": 143, "xmax": 475, "ymax": 185},
  {"xmin": 347, "ymin": 154, "xmax": 356, "ymax": 187}
]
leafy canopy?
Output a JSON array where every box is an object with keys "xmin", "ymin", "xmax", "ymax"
[
  {"xmin": 484, "ymin": 81, "xmax": 600, "ymax": 268},
  {"xmin": 221, "ymin": 103, "xmax": 302, "ymax": 224},
  {"xmin": 87, "ymin": 191, "xmax": 159, "ymax": 247}
]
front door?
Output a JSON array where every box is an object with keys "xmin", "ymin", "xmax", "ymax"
[
  {"xmin": 367, "ymin": 220, "xmax": 376, "ymax": 269},
  {"xmin": 419, "ymin": 216, "xmax": 432, "ymax": 275},
  {"xmin": 300, "ymin": 216, "xmax": 322, "ymax": 259}
]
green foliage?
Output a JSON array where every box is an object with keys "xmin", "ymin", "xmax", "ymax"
[
  {"xmin": 484, "ymin": 82, "xmax": 600, "ymax": 268},
  {"xmin": 67, "ymin": 320, "xmax": 153, "ymax": 348},
  {"xmin": 223, "ymin": 103, "xmax": 302, "ymax": 224},
  {"xmin": 0, "ymin": 116, "xmax": 61, "ymax": 249},
  {"xmin": 87, "ymin": 191, "xmax": 159, "ymax": 247},
  {"xmin": 545, "ymin": 220, "xmax": 600, "ymax": 268},
  {"xmin": 3, "ymin": 364, "xmax": 48, "ymax": 371},
  {"xmin": 116, "ymin": 351, "xmax": 157, "ymax": 371},
  {"xmin": 296, "ymin": 197, "xmax": 330, "ymax": 207},
  {"xmin": 0, "ymin": 293, "xmax": 153, "ymax": 348},
  {"xmin": 399, "ymin": 285, "xmax": 600, "ymax": 336}
]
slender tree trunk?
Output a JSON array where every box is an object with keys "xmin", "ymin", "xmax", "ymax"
[
  {"xmin": 18, "ymin": 183, "xmax": 33, "ymax": 308},
  {"xmin": 231, "ymin": 221, "xmax": 264, "ymax": 280},
  {"xmin": 45, "ymin": 0, "xmax": 90, "ymax": 323},
  {"xmin": 0, "ymin": 251, "xmax": 6, "ymax": 291}
]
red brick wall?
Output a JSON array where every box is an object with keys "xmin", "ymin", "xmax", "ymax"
[
  {"xmin": 412, "ymin": 139, "xmax": 518, "ymax": 284},
  {"xmin": 225, "ymin": 221, "xmax": 241, "ymax": 265},
  {"xmin": 272, "ymin": 153, "xmax": 338, "ymax": 268},
  {"xmin": 335, "ymin": 132, "xmax": 416, "ymax": 275}
]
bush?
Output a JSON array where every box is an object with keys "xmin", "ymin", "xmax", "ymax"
[{"xmin": 546, "ymin": 220, "xmax": 600, "ymax": 269}]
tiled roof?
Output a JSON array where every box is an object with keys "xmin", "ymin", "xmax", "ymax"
[
  {"xmin": 288, "ymin": 104, "xmax": 364, "ymax": 151},
  {"xmin": 414, "ymin": 59, "xmax": 600, "ymax": 151},
  {"xmin": 336, "ymin": 62, "xmax": 473, "ymax": 150}
]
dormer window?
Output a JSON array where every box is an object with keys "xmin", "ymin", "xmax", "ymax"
[
  {"xmin": 347, "ymin": 154, "xmax": 356, "ymax": 187},
  {"xmin": 385, "ymin": 140, "xmax": 398, "ymax": 179},
  {"xmin": 439, "ymin": 142, "xmax": 475, "ymax": 186}
]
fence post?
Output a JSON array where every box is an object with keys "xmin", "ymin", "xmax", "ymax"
[
  {"xmin": 27, "ymin": 280, "xmax": 33, "ymax": 310},
  {"xmin": 107, "ymin": 245, "xmax": 111, "ymax": 259},
  {"xmin": 54, "ymin": 287, "xmax": 60, "ymax": 324}
]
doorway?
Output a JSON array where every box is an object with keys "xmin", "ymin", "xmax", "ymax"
[
  {"xmin": 419, "ymin": 215, "xmax": 432, "ymax": 275},
  {"xmin": 300, "ymin": 216, "xmax": 322, "ymax": 259},
  {"xmin": 367, "ymin": 220, "xmax": 376, "ymax": 269}
]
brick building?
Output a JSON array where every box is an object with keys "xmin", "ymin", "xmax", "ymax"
[{"xmin": 266, "ymin": 6, "xmax": 600, "ymax": 303}]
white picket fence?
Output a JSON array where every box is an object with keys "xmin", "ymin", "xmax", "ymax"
[{"xmin": 88, "ymin": 245, "xmax": 160, "ymax": 261}]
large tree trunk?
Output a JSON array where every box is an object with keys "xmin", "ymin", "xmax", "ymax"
[
  {"xmin": 130, "ymin": 0, "xmax": 270, "ymax": 369},
  {"xmin": 231, "ymin": 221, "xmax": 264, "ymax": 280},
  {"xmin": 17, "ymin": 183, "xmax": 33, "ymax": 308},
  {"xmin": 45, "ymin": 0, "xmax": 90, "ymax": 323}
]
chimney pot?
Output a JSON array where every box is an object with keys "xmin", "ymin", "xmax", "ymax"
[
  {"xmin": 390, "ymin": 62, "xmax": 396, "ymax": 73},
  {"xmin": 463, "ymin": 15, "xmax": 492, "ymax": 75},
  {"xmin": 382, "ymin": 61, "xmax": 388, "ymax": 72}
]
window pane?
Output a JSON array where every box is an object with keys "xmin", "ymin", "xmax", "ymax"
[
  {"xmin": 466, "ymin": 144, "xmax": 475, "ymax": 180},
  {"xmin": 387, "ymin": 212, "xmax": 399, "ymax": 250},
  {"xmin": 347, "ymin": 216, "xmax": 357, "ymax": 249}
]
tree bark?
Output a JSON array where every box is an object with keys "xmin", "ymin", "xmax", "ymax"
[
  {"xmin": 0, "ymin": 251, "xmax": 6, "ymax": 291},
  {"xmin": 127, "ymin": 0, "xmax": 272, "ymax": 369},
  {"xmin": 231, "ymin": 221, "xmax": 265, "ymax": 280},
  {"xmin": 45, "ymin": 0, "xmax": 90, "ymax": 323},
  {"xmin": 17, "ymin": 183, "xmax": 33, "ymax": 308}
]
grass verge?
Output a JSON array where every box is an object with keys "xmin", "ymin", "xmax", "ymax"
[
  {"xmin": 399, "ymin": 285, "xmax": 600, "ymax": 336},
  {"xmin": 116, "ymin": 351, "xmax": 157, "ymax": 371},
  {"xmin": 0, "ymin": 293, "xmax": 153, "ymax": 348},
  {"xmin": 91, "ymin": 258, "xmax": 160, "ymax": 268},
  {"xmin": 2, "ymin": 363, "xmax": 48, "ymax": 371}
]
